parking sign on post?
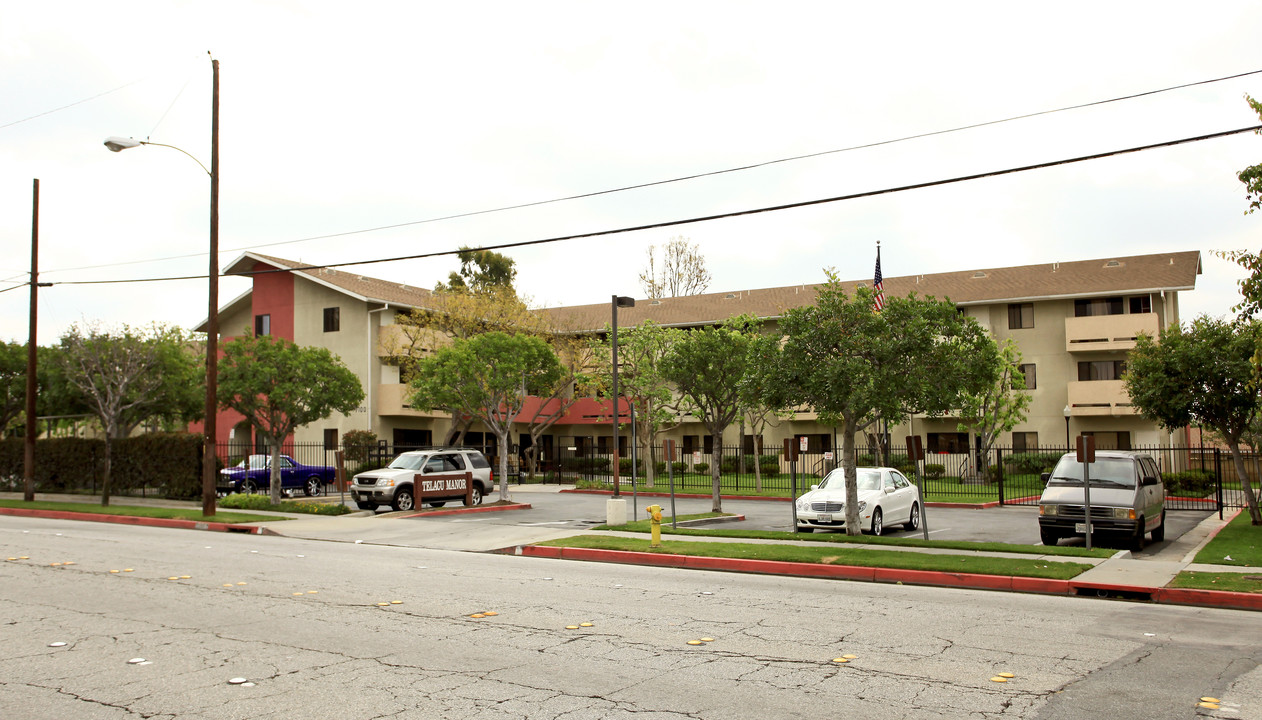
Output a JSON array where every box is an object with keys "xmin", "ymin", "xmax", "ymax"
[
  {"xmin": 1076, "ymin": 435, "xmax": 1096, "ymax": 549},
  {"xmin": 905, "ymin": 436, "xmax": 929, "ymax": 540},
  {"xmin": 664, "ymin": 439, "xmax": 678, "ymax": 529}
]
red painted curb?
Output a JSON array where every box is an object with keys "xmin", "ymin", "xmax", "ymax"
[
  {"xmin": 401, "ymin": 502, "xmax": 531, "ymax": 519},
  {"xmin": 0, "ymin": 507, "xmax": 262, "ymax": 534},
  {"xmin": 874, "ymin": 567, "xmax": 1014, "ymax": 591},
  {"xmin": 1155, "ymin": 587, "xmax": 1262, "ymax": 611}
]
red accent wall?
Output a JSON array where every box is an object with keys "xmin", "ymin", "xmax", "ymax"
[
  {"xmin": 250, "ymin": 262, "xmax": 294, "ymax": 341},
  {"xmin": 188, "ymin": 262, "xmax": 296, "ymax": 456}
]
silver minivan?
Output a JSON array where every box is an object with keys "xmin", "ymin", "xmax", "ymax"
[{"xmin": 1038, "ymin": 450, "xmax": 1165, "ymax": 550}]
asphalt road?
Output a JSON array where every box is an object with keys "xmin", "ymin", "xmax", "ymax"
[
  {"xmin": 347, "ymin": 487, "xmax": 1213, "ymax": 555},
  {"xmin": 2, "ymin": 515, "xmax": 1258, "ymax": 719}
]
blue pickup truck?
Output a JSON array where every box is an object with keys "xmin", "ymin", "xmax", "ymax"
[{"xmin": 218, "ymin": 454, "xmax": 337, "ymax": 497}]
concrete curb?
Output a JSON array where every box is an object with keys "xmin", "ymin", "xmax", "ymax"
[
  {"xmin": 561, "ymin": 488, "xmax": 1020, "ymax": 509},
  {"xmin": 513, "ymin": 545, "xmax": 1260, "ymax": 611},
  {"xmin": 0, "ymin": 507, "xmax": 265, "ymax": 534}
]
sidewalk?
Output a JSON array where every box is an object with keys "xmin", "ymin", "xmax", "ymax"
[{"xmin": 3, "ymin": 488, "xmax": 1258, "ymax": 610}]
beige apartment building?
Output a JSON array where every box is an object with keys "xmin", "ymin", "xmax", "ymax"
[{"xmin": 197, "ymin": 250, "xmax": 1201, "ymax": 463}]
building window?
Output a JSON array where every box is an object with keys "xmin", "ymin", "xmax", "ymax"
[
  {"xmin": 323, "ymin": 307, "xmax": 340, "ymax": 332},
  {"xmin": 323, "ymin": 429, "xmax": 338, "ymax": 451},
  {"xmin": 1018, "ymin": 364, "xmax": 1036, "ymax": 390},
  {"xmin": 597, "ymin": 436, "xmax": 611, "ymax": 453},
  {"xmin": 742, "ymin": 434, "xmax": 764, "ymax": 454},
  {"xmin": 254, "ymin": 314, "xmax": 271, "ymax": 336},
  {"xmin": 1129, "ymin": 295, "xmax": 1152, "ymax": 314},
  {"xmin": 1077, "ymin": 360, "xmax": 1125, "ymax": 381},
  {"xmin": 928, "ymin": 432, "xmax": 969, "ymax": 454},
  {"xmin": 682, "ymin": 435, "xmax": 698, "ymax": 454},
  {"xmin": 1082, "ymin": 431, "xmax": 1131, "ymax": 450},
  {"xmin": 1012, "ymin": 432, "xmax": 1038, "ymax": 451},
  {"xmin": 1073, "ymin": 297, "xmax": 1123, "ymax": 317},
  {"xmin": 1007, "ymin": 303, "xmax": 1033, "ymax": 329},
  {"xmin": 703, "ymin": 435, "xmax": 714, "ymax": 454}
]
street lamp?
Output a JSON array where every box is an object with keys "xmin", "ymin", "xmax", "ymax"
[
  {"xmin": 104, "ymin": 57, "xmax": 220, "ymax": 517},
  {"xmin": 610, "ymin": 295, "xmax": 635, "ymax": 498},
  {"xmin": 1063, "ymin": 404, "xmax": 1072, "ymax": 450}
]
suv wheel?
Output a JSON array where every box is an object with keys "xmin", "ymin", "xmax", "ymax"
[
  {"xmin": 1151, "ymin": 511, "xmax": 1166, "ymax": 542},
  {"xmin": 392, "ymin": 487, "xmax": 415, "ymax": 512},
  {"xmin": 471, "ymin": 485, "xmax": 483, "ymax": 506},
  {"xmin": 1040, "ymin": 528, "xmax": 1060, "ymax": 547}
]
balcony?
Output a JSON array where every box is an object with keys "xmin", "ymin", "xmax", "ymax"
[
  {"xmin": 1065, "ymin": 313, "xmax": 1159, "ymax": 352},
  {"xmin": 1066, "ymin": 380, "xmax": 1136, "ymax": 416},
  {"xmin": 376, "ymin": 383, "xmax": 448, "ymax": 418}
]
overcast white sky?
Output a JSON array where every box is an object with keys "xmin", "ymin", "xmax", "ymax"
[{"xmin": 3, "ymin": 1, "xmax": 1261, "ymax": 344}]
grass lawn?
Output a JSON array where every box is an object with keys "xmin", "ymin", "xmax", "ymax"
[
  {"xmin": 536, "ymin": 534, "xmax": 1093, "ymax": 580},
  {"xmin": 0, "ymin": 499, "xmax": 281, "ymax": 525},
  {"xmin": 1192, "ymin": 510, "xmax": 1262, "ymax": 567},
  {"xmin": 601, "ymin": 514, "xmax": 1115, "ymax": 558},
  {"xmin": 1170, "ymin": 571, "xmax": 1262, "ymax": 594}
]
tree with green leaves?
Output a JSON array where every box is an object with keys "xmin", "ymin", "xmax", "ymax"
[
  {"xmin": 739, "ymin": 331, "xmax": 791, "ymax": 492},
  {"xmin": 661, "ymin": 315, "xmax": 761, "ymax": 511},
  {"xmin": 218, "ymin": 333, "xmax": 364, "ymax": 504},
  {"xmin": 435, "ymin": 246, "xmax": 518, "ymax": 295},
  {"xmin": 1125, "ymin": 317, "xmax": 1261, "ymax": 525},
  {"xmin": 751, "ymin": 274, "xmax": 998, "ymax": 535},
  {"xmin": 589, "ymin": 320, "xmax": 683, "ymax": 488},
  {"xmin": 1215, "ymin": 95, "xmax": 1262, "ymax": 317},
  {"xmin": 0, "ymin": 341, "xmax": 27, "ymax": 438},
  {"xmin": 957, "ymin": 339, "xmax": 1031, "ymax": 481},
  {"xmin": 409, "ymin": 331, "xmax": 563, "ymax": 501},
  {"xmin": 57, "ymin": 323, "xmax": 204, "ymax": 506}
]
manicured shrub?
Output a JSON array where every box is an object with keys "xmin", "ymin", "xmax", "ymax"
[
  {"xmin": 1162, "ymin": 470, "xmax": 1216, "ymax": 497},
  {"xmin": 694, "ymin": 462, "xmax": 709, "ymax": 474},
  {"xmin": 923, "ymin": 463, "xmax": 945, "ymax": 480}
]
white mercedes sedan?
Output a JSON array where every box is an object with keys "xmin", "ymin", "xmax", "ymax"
[{"xmin": 794, "ymin": 467, "xmax": 921, "ymax": 535}]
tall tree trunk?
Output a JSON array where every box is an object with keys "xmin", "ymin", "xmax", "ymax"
[
  {"xmin": 1226, "ymin": 438, "xmax": 1262, "ymax": 525},
  {"xmin": 710, "ymin": 430, "xmax": 723, "ymax": 513},
  {"xmin": 496, "ymin": 426, "xmax": 511, "ymax": 501},
  {"xmin": 100, "ymin": 436, "xmax": 113, "ymax": 507},
  {"xmin": 269, "ymin": 439, "xmax": 283, "ymax": 505},
  {"xmin": 841, "ymin": 416, "xmax": 862, "ymax": 536}
]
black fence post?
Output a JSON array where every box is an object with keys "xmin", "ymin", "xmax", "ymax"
[
  {"xmin": 996, "ymin": 447, "xmax": 1005, "ymax": 506},
  {"xmin": 1215, "ymin": 447, "xmax": 1223, "ymax": 519}
]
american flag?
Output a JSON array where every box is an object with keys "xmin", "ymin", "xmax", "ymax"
[{"xmin": 873, "ymin": 246, "xmax": 886, "ymax": 312}]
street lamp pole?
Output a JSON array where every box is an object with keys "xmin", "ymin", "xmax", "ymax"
[
  {"xmin": 104, "ymin": 56, "xmax": 220, "ymax": 516},
  {"xmin": 610, "ymin": 295, "xmax": 635, "ymax": 497},
  {"xmin": 1063, "ymin": 404, "xmax": 1071, "ymax": 450}
]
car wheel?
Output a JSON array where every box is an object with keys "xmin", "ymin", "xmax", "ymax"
[
  {"xmin": 392, "ymin": 488, "xmax": 415, "ymax": 512},
  {"xmin": 869, "ymin": 508, "xmax": 883, "ymax": 535},
  {"xmin": 304, "ymin": 477, "xmax": 322, "ymax": 497},
  {"xmin": 1040, "ymin": 529, "xmax": 1060, "ymax": 547},
  {"xmin": 1129, "ymin": 518, "xmax": 1145, "ymax": 552},
  {"xmin": 904, "ymin": 502, "xmax": 920, "ymax": 531},
  {"xmin": 428, "ymin": 501, "xmax": 447, "ymax": 508},
  {"xmin": 241, "ymin": 479, "xmax": 259, "ymax": 494},
  {"xmin": 355, "ymin": 501, "xmax": 377, "ymax": 511},
  {"xmin": 1151, "ymin": 511, "xmax": 1166, "ymax": 542},
  {"xmin": 471, "ymin": 485, "xmax": 483, "ymax": 506}
]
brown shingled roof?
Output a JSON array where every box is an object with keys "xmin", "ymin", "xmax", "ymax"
[
  {"xmin": 541, "ymin": 251, "xmax": 1201, "ymax": 331},
  {"xmin": 217, "ymin": 250, "xmax": 1200, "ymax": 332},
  {"xmin": 224, "ymin": 252, "xmax": 436, "ymax": 308}
]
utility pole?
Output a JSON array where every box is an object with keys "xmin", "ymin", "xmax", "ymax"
[{"xmin": 23, "ymin": 179, "xmax": 39, "ymax": 502}]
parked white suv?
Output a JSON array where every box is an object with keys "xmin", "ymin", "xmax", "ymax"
[{"xmin": 352, "ymin": 449, "xmax": 492, "ymax": 512}]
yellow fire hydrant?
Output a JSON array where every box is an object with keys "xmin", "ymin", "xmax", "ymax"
[{"xmin": 647, "ymin": 504, "xmax": 663, "ymax": 548}]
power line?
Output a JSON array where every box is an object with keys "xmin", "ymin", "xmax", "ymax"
[
  {"xmin": 37, "ymin": 68, "xmax": 1262, "ymax": 276},
  {"xmin": 47, "ymin": 123, "xmax": 1262, "ymax": 288}
]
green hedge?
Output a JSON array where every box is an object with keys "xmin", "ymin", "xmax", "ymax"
[
  {"xmin": 0, "ymin": 434, "xmax": 203, "ymax": 499},
  {"xmin": 1163, "ymin": 469, "xmax": 1216, "ymax": 497},
  {"xmin": 1006, "ymin": 452, "xmax": 1063, "ymax": 475}
]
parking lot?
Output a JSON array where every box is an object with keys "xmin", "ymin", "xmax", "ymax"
[{"xmin": 339, "ymin": 485, "xmax": 1214, "ymax": 556}]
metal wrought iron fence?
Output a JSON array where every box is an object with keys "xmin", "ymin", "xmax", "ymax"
[{"xmin": 552, "ymin": 443, "xmax": 1258, "ymax": 512}]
